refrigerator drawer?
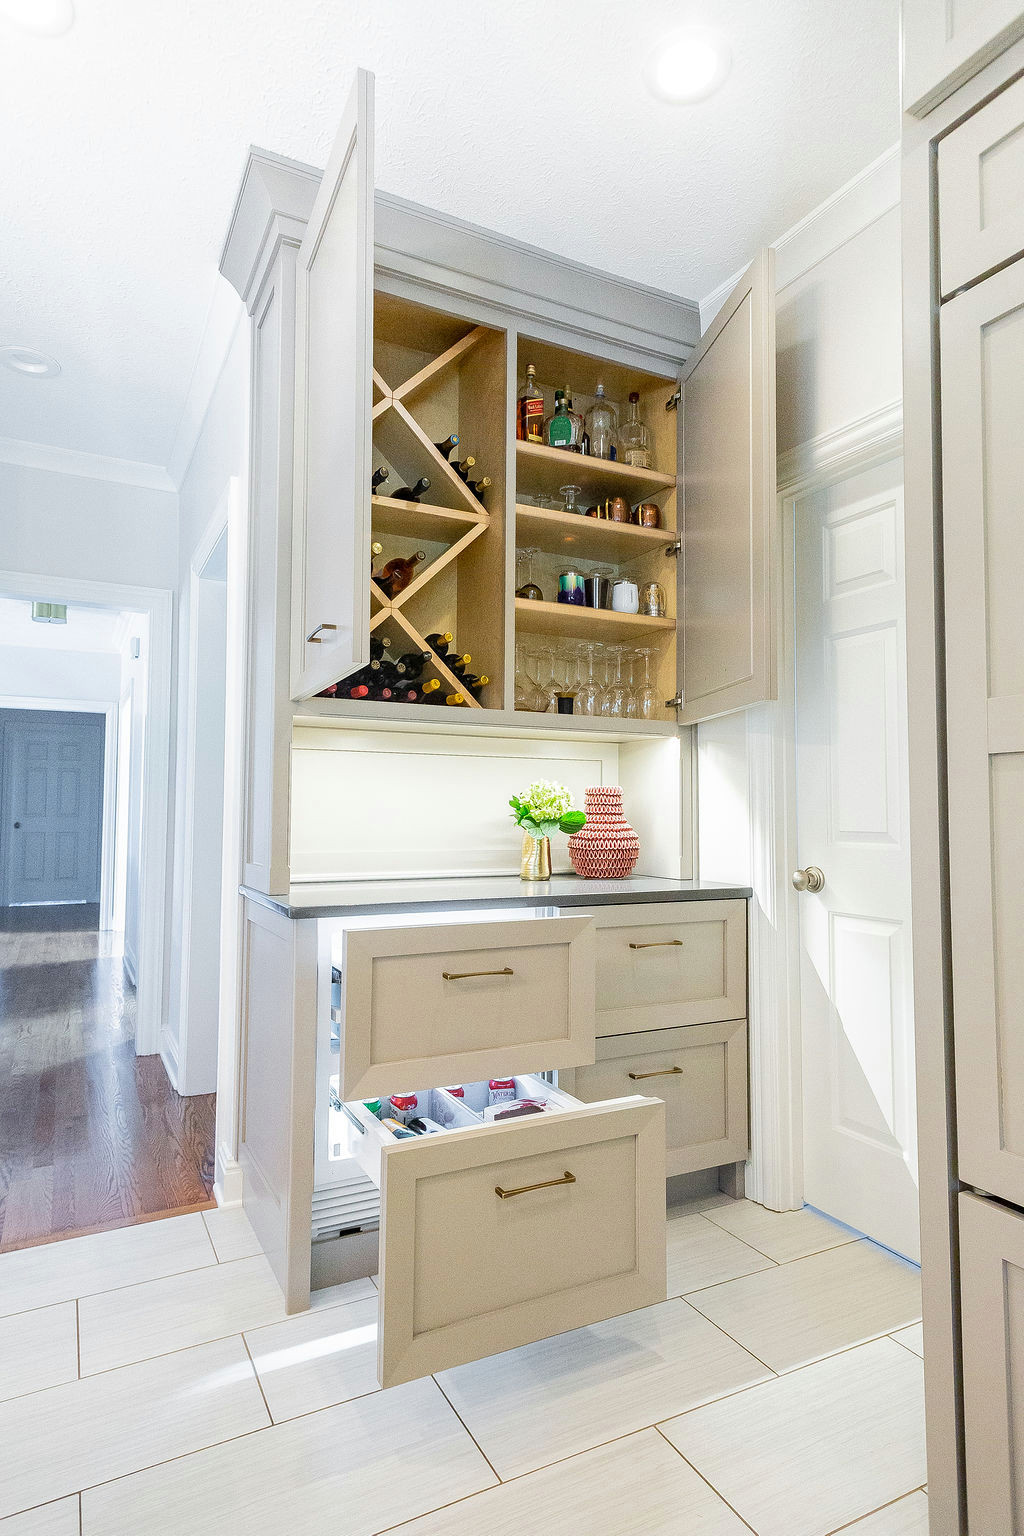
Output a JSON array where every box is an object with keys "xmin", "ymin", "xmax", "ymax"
[
  {"xmin": 592, "ymin": 900, "xmax": 747, "ymax": 1036},
  {"xmin": 343, "ymin": 1078, "xmax": 665, "ymax": 1388},
  {"xmin": 336, "ymin": 914, "xmax": 596, "ymax": 1099}
]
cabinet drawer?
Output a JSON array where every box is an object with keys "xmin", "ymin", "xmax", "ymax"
[
  {"xmin": 564, "ymin": 1022, "xmax": 748, "ymax": 1176},
  {"xmin": 939, "ymin": 74, "xmax": 1024, "ymax": 295},
  {"xmin": 592, "ymin": 900, "xmax": 747, "ymax": 1035},
  {"xmin": 344, "ymin": 1079, "xmax": 665, "ymax": 1387},
  {"xmin": 337, "ymin": 914, "xmax": 596, "ymax": 1098}
]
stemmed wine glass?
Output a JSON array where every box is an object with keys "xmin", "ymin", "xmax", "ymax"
[
  {"xmin": 575, "ymin": 644, "xmax": 600, "ymax": 715},
  {"xmin": 635, "ymin": 648, "xmax": 657, "ymax": 719}
]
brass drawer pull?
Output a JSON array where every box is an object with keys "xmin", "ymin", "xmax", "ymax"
[
  {"xmin": 628, "ymin": 1066, "xmax": 684, "ymax": 1081},
  {"xmin": 443, "ymin": 966, "xmax": 514, "ymax": 981},
  {"xmin": 306, "ymin": 622, "xmax": 338, "ymax": 643},
  {"xmin": 628, "ymin": 939, "xmax": 684, "ymax": 949},
  {"xmin": 496, "ymin": 1170, "xmax": 576, "ymax": 1200}
]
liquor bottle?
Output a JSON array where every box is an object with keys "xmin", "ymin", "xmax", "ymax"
[
  {"xmin": 391, "ymin": 478, "xmax": 431, "ymax": 503},
  {"xmin": 433, "ymin": 433, "xmax": 459, "ymax": 460},
  {"xmin": 377, "ymin": 551, "xmax": 426, "ymax": 598},
  {"xmin": 451, "ymin": 456, "xmax": 476, "ymax": 481},
  {"xmin": 545, "ymin": 389, "xmax": 573, "ymax": 450},
  {"xmin": 424, "ymin": 631, "xmax": 454, "ymax": 657},
  {"xmin": 585, "ymin": 382, "xmax": 617, "ymax": 460},
  {"xmin": 370, "ymin": 466, "xmax": 389, "ymax": 493},
  {"xmin": 393, "ymin": 651, "xmax": 431, "ymax": 679},
  {"xmin": 446, "ymin": 653, "xmax": 472, "ymax": 676},
  {"xmin": 618, "ymin": 391, "xmax": 651, "ymax": 468},
  {"xmin": 565, "ymin": 391, "xmax": 587, "ymax": 452},
  {"xmin": 466, "ymin": 476, "xmax": 492, "ymax": 498},
  {"xmin": 517, "ymin": 364, "xmax": 544, "ymax": 443}
]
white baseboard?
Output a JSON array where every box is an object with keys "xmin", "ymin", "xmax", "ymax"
[
  {"xmin": 122, "ymin": 943, "xmax": 138, "ymax": 987},
  {"xmin": 214, "ymin": 1147, "xmax": 244, "ymax": 1207},
  {"xmin": 159, "ymin": 1027, "xmax": 180, "ymax": 1091}
]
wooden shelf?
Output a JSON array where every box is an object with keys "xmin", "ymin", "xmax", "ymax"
[
  {"xmin": 515, "ymin": 597, "xmax": 675, "ymax": 642},
  {"xmin": 295, "ymin": 697, "xmax": 679, "ymax": 741},
  {"xmin": 372, "ymin": 495, "xmax": 486, "ymax": 544},
  {"xmin": 516, "ymin": 440, "xmax": 676, "ymax": 504},
  {"xmin": 515, "ymin": 503, "xmax": 675, "ymax": 563}
]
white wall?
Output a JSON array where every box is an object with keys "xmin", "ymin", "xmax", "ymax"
[{"xmin": 0, "ymin": 644, "xmax": 121, "ymax": 704}]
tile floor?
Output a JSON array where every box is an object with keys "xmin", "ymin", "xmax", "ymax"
[{"xmin": 0, "ymin": 1197, "xmax": 927, "ymax": 1536}]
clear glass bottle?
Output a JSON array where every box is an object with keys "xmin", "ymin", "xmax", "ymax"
[
  {"xmin": 617, "ymin": 391, "xmax": 651, "ymax": 469},
  {"xmin": 565, "ymin": 389, "xmax": 586, "ymax": 452},
  {"xmin": 585, "ymin": 381, "xmax": 618, "ymax": 460}
]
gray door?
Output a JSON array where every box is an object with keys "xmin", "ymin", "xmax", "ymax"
[{"xmin": 2, "ymin": 711, "xmax": 105, "ymax": 905}]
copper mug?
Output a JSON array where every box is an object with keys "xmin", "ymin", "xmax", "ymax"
[
  {"xmin": 635, "ymin": 501, "xmax": 661, "ymax": 528},
  {"xmin": 607, "ymin": 495, "xmax": 631, "ymax": 523}
]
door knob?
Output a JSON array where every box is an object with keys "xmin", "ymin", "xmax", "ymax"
[
  {"xmin": 792, "ymin": 866, "xmax": 824, "ymax": 893},
  {"xmin": 12, "ymin": 821, "xmax": 20, "ymax": 829}
]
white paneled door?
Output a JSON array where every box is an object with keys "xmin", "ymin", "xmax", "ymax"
[
  {"xmin": 794, "ymin": 458, "xmax": 919, "ymax": 1260},
  {"xmin": 2, "ymin": 712, "xmax": 105, "ymax": 906}
]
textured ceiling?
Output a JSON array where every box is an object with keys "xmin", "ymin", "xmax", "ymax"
[{"xmin": 0, "ymin": 0, "xmax": 899, "ymax": 469}]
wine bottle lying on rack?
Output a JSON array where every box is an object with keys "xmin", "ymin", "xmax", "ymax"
[
  {"xmin": 391, "ymin": 478, "xmax": 431, "ymax": 503},
  {"xmin": 451, "ymin": 457, "xmax": 475, "ymax": 482},
  {"xmin": 446, "ymin": 653, "xmax": 472, "ymax": 676},
  {"xmin": 393, "ymin": 650, "xmax": 431, "ymax": 679},
  {"xmin": 433, "ymin": 434, "xmax": 459, "ymax": 460},
  {"xmin": 371, "ymin": 467, "xmax": 389, "ymax": 492},
  {"xmin": 423, "ymin": 631, "xmax": 453, "ymax": 658},
  {"xmin": 374, "ymin": 551, "xmax": 426, "ymax": 598},
  {"xmin": 466, "ymin": 477, "xmax": 491, "ymax": 499},
  {"xmin": 369, "ymin": 634, "xmax": 392, "ymax": 661},
  {"xmin": 422, "ymin": 687, "xmax": 468, "ymax": 706},
  {"xmin": 461, "ymin": 673, "xmax": 489, "ymax": 699}
]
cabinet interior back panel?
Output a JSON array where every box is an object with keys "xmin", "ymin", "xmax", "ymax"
[{"xmin": 289, "ymin": 727, "xmax": 618, "ymax": 879}]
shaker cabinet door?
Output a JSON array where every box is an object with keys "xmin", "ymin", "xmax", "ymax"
[
  {"xmin": 678, "ymin": 249, "xmax": 776, "ymax": 724},
  {"xmin": 291, "ymin": 68, "xmax": 374, "ymax": 700},
  {"xmin": 903, "ymin": 0, "xmax": 1024, "ymax": 116}
]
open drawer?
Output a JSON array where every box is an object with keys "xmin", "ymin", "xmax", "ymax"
[
  {"xmin": 335, "ymin": 913, "xmax": 596, "ymax": 1099},
  {"xmin": 340, "ymin": 1076, "xmax": 666, "ymax": 1387}
]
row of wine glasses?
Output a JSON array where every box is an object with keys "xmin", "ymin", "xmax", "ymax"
[{"xmin": 515, "ymin": 639, "xmax": 661, "ymax": 718}]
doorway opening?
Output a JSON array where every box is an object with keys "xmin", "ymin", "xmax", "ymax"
[{"xmin": 0, "ymin": 588, "xmax": 215, "ymax": 1250}]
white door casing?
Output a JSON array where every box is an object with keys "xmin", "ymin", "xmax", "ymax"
[
  {"xmin": 291, "ymin": 67, "xmax": 374, "ymax": 700},
  {"xmin": 794, "ymin": 457, "xmax": 919, "ymax": 1260},
  {"xmin": 2, "ymin": 712, "xmax": 105, "ymax": 906}
]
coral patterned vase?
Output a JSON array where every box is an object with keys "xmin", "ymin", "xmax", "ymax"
[{"xmin": 568, "ymin": 786, "xmax": 640, "ymax": 879}]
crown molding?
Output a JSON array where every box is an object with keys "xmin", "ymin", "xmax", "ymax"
[
  {"xmin": 219, "ymin": 146, "xmax": 320, "ymax": 308},
  {"xmin": 700, "ymin": 143, "xmax": 900, "ymax": 330},
  {"xmin": 777, "ymin": 398, "xmax": 903, "ymax": 495},
  {"xmin": 0, "ymin": 436, "xmax": 175, "ymax": 492}
]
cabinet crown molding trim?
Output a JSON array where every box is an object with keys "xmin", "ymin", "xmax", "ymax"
[
  {"xmin": 777, "ymin": 398, "xmax": 903, "ymax": 496},
  {"xmin": 0, "ymin": 435, "xmax": 175, "ymax": 492},
  {"xmin": 219, "ymin": 147, "xmax": 321, "ymax": 307}
]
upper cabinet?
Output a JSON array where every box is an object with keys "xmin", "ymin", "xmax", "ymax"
[
  {"xmin": 678, "ymin": 252, "xmax": 777, "ymax": 724},
  {"xmin": 903, "ymin": 0, "xmax": 1024, "ymax": 116},
  {"xmin": 291, "ymin": 69, "xmax": 375, "ymax": 700}
]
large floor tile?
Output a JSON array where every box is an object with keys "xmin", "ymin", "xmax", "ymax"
[
  {"xmin": 78, "ymin": 1254, "xmax": 290, "ymax": 1374},
  {"xmin": 436, "ymin": 1297, "xmax": 770, "ymax": 1481},
  {"xmin": 202, "ymin": 1205, "xmax": 263, "ymax": 1263},
  {"xmin": 0, "ymin": 1499, "xmax": 80, "ymax": 1536},
  {"xmin": 392, "ymin": 1427, "xmax": 750, "ymax": 1535},
  {"xmin": 704, "ymin": 1200, "xmax": 858, "ymax": 1262},
  {"xmin": 244, "ymin": 1294, "xmax": 379, "ymax": 1421},
  {"xmin": 0, "ymin": 1304, "xmax": 78, "ymax": 1403},
  {"xmin": 660, "ymin": 1338, "xmax": 925, "ymax": 1536},
  {"xmin": 81, "ymin": 1377, "xmax": 495, "ymax": 1536},
  {"xmin": 666, "ymin": 1211, "xmax": 776, "ymax": 1295},
  {"xmin": 842, "ymin": 1491, "xmax": 929, "ymax": 1533},
  {"xmin": 0, "ymin": 1335, "xmax": 269, "ymax": 1520},
  {"xmin": 0, "ymin": 1214, "xmax": 216, "ymax": 1319},
  {"xmin": 891, "ymin": 1323, "xmax": 924, "ymax": 1357},
  {"xmin": 687, "ymin": 1240, "xmax": 921, "ymax": 1371}
]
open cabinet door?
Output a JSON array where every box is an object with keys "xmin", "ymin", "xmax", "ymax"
[
  {"xmin": 291, "ymin": 69, "xmax": 374, "ymax": 700},
  {"xmin": 678, "ymin": 249, "xmax": 776, "ymax": 724}
]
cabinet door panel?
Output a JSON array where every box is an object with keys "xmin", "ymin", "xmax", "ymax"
[
  {"xmin": 940, "ymin": 262, "xmax": 1024, "ymax": 1204},
  {"xmin": 959, "ymin": 1192, "xmax": 1024, "ymax": 1534},
  {"xmin": 679, "ymin": 250, "xmax": 776, "ymax": 723},
  {"xmin": 291, "ymin": 68, "xmax": 374, "ymax": 700},
  {"xmin": 939, "ymin": 73, "xmax": 1024, "ymax": 295},
  {"xmin": 903, "ymin": 0, "xmax": 1024, "ymax": 116}
]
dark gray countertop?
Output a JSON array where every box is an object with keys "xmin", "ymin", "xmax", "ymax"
[{"xmin": 240, "ymin": 874, "xmax": 752, "ymax": 920}]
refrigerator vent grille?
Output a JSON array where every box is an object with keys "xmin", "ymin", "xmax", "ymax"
[{"xmin": 312, "ymin": 1174, "xmax": 380, "ymax": 1240}]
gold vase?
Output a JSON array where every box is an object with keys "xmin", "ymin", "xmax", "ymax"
[{"xmin": 520, "ymin": 832, "xmax": 552, "ymax": 881}]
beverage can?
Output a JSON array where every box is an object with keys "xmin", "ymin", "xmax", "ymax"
[
  {"xmin": 488, "ymin": 1078, "xmax": 516, "ymax": 1105},
  {"xmin": 443, "ymin": 1085, "xmax": 465, "ymax": 1098},
  {"xmin": 381, "ymin": 1117, "xmax": 417, "ymax": 1139},
  {"xmin": 363, "ymin": 1099, "xmax": 382, "ymax": 1118},
  {"xmin": 388, "ymin": 1093, "xmax": 419, "ymax": 1125}
]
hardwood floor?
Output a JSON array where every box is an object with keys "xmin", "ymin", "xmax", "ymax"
[{"xmin": 0, "ymin": 904, "xmax": 215, "ymax": 1252}]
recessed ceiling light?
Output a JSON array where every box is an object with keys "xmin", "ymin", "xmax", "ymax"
[
  {"xmin": 644, "ymin": 26, "xmax": 731, "ymax": 103},
  {"xmin": 0, "ymin": 345, "xmax": 61, "ymax": 378},
  {"xmin": 0, "ymin": 0, "xmax": 74, "ymax": 35}
]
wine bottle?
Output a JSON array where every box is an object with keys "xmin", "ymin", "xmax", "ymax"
[
  {"xmin": 424, "ymin": 632, "xmax": 454, "ymax": 657},
  {"xmin": 394, "ymin": 685, "xmax": 419, "ymax": 703},
  {"xmin": 461, "ymin": 673, "xmax": 490, "ymax": 697},
  {"xmin": 369, "ymin": 634, "xmax": 391, "ymax": 662},
  {"xmin": 432, "ymin": 434, "xmax": 459, "ymax": 460},
  {"xmin": 391, "ymin": 478, "xmax": 430, "ymax": 503},
  {"xmin": 443, "ymin": 692, "xmax": 468, "ymax": 707},
  {"xmin": 446, "ymin": 653, "xmax": 472, "ymax": 676},
  {"xmin": 466, "ymin": 477, "xmax": 491, "ymax": 498},
  {"xmin": 394, "ymin": 651, "xmax": 431, "ymax": 679},
  {"xmin": 349, "ymin": 683, "xmax": 371, "ymax": 699},
  {"xmin": 377, "ymin": 551, "xmax": 426, "ymax": 598},
  {"xmin": 451, "ymin": 456, "xmax": 476, "ymax": 482},
  {"xmin": 370, "ymin": 540, "xmax": 384, "ymax": 560},
  {"xmin": 420, "ymin": 678, "xmax": 442, "ymax": 697},
  {"xmin": 422, "ymin": 686, "xmax": 466, "ymax": 706},
  {"xmin": 371, "ymin": 467, "xmax": 389, "ymax": 492}
]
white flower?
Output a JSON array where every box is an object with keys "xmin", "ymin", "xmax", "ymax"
[{"xmin": 520, "ymin": 780, "xmax": 573, "ymax": 822}]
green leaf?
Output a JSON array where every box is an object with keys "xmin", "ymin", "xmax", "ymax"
[{"xmin": 559, "ymin": 811, "xmax": 586, "ymax": 832}]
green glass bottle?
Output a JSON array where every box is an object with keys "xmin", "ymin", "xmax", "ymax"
[{"xmin": 545, "ymin": 388, "xmax": 574, "ymax": 449}]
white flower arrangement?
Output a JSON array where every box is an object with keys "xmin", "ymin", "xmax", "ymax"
[{"xmin": 509, "ymin": 779, "xmax": 586, "ymax": 841}]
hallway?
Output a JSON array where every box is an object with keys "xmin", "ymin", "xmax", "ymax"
[{"xmin": 0, "ymin": 905, "xmax": 215, "ymax": 1251}]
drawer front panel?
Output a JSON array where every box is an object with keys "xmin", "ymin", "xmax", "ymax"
[
  {"xmin": 565, "ymin": 1021, "xmax": 748, "ymax": 1176},
  {"xmin": 593, "ymin": 900, "xmax": 747, "ymax": 1035},
  {"xmin": 339, "ymin": 915, "xmax": 595, "ymax": 1098},
  {"xmin": 939, "ymin": 74, "xmax": 1024, "ymax": 295},
  {"xmin": 377, "ymin": 1097, "xmax": 666, "ymax": 1387}
]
